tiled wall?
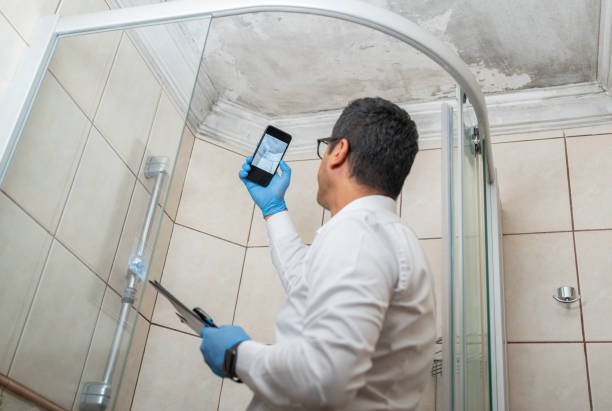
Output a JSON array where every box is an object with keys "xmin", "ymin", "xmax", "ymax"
[
  {"xmin": 493, "ymin": 125, "xmax": 612, "ymax": 411},
  {"xmin": 134, "ymin": 138, "xmax": 444, "ymax": 411},
  {"xmin": 0, "ymin": 0, "xmax": 193, "ymax": 408}
]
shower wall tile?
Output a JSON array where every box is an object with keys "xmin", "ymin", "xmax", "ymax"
[
  {"xmin": 74, "ymin": 288, "xmax": 149, "ymax": 411},
  {"xmin": 0, "ymin": 12, "xmax": 27, "ymax": 107},
  {"xmin": 574, "ymin": 230, "xmax": 612, "ymax": 340},
  {"xmin": 419, "ymin": 239, "xmax": 443, "ymax": 339},
  {"xmin": 503, "ymin": 232, "xmax": 582, "ymax": 342},
  {"xmin": 56, "ymin": 127, "xmax": 135, "ymax": 280},
  {"xmin": 132, "ymin": 325, "xmax": 221, "ymax": 411},
  {"xmin": 108, "ymin": 182, "xmax": 172, "ymax": 320},
  {"xmin": 566, "ymin": 134, "xmax": 612, "ymax": 230},
  {"xmin": 507, "ymin": 343, "xmax": 589, "ymax": 411},
  {"xmin": 218, "ymin": 380, "xmax": 254, "ymax": 411},
  {"xmin": 234, "ymin": 247, "xmax": 286, "ymax": 343},
  {"xmin": 587, "ymin": 343, "xmax": 612, "ymax": 410},
  {"xmin": 94, "ymin": 34, "xmax": 161, "ymax": 173},
  {"xmin": 491, "ymin": 129, "xmax": 562, "ymax": 144},
  {"xmin": 492, "ymin": 138, "xmax": 571, "ymax": 234},
  {"xmin": 401, "ymin": 149, "xmax": 441, "ymax": 239},
  {"xmin": 152, "ymin": 224, "xmax": 244, "ymax": 334},
  {"xmin": 166, "ymin": 127, "xmax": 195, "ymax": 220},
  {"xmin": 564, "ymin": 124, "xmax": 612, "ymax": 137},
  {"xmin": 49, "ymin": 29, "xmax": 121, "ymax": 119},
  {"xmin": 0, "ymin": 193, "xmax": 52, "ymax": 374},
  {"xmin": 249, "ymin": 160, "xmax": 324, "ymax": 246},
  {"xmin": 177, "ymin": 139, "xmax": 253, "ymax": 245},
  {"xmin": 0, "ymin": 0, "xmax": 58, "ymax": 42},
  {"xmin": 138, "ymin": 91, "xmax": 186, "ymax": 195},
  {"xmin": 2, "ymin": 73, "xmax": 90, "ymax": 232},
  {"xmin": 9, "ymin": 240, "xmax": 105, "ymax": 409}
]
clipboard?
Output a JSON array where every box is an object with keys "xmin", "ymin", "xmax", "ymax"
[{"xmin": 149, "ymin": 280, "xmax": 217, "ymax": 332}]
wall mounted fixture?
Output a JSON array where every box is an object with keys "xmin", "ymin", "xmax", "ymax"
[{"xmin": 553, "ymin": 286, "xmax": 581, "ymax": 304}]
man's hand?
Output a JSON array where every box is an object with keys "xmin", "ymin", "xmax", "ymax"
[
  {"xmin": 200, "ymin": 325, "xmax": 251, "ymax": 377},
  {"xmin": 239, "ymin": 156, "xmax": 291, "ymax": 218}
]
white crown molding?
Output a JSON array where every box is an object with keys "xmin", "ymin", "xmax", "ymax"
[
  {"xmin": 598, "ymin": 0, "xmax": 612, "ymax": 90},
  {"xmin": 197, "ymin": 82, "xmax": 612, "ymax": 155}
]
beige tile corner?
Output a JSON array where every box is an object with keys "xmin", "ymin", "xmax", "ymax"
[
  {"xmin": 503, "ymin": 232, "xmax": 582, "ymax": 341},
  {"xmin": 0, "ymin": 192, "xmax": 52, "ymax": 374},
  {"xmin": 152, "ymin": 224, "xmax": 244, "ymax": 334},
  {"xmin": 177, "ymin": 139, "xmax": 254, "ymax": 245},
  {"xmin": 131, "ymin": 325, "xmax": 222, "ymax": 411},
  {"xmin": 564, "ymin": 123, "xmax": 612, "ymax": 137},
  {"xmin": 1, "ymin": 73, "xmax": 90, "ymax": 232},
  {"xmin": 401, "ymin": 149, "xmax": 442, "ymax": 239},
  {"xmin": 507, "ymin": 343, "xmax": 589, "ymax": 411},
  {"xmin": 574, "ymin": 230, "xmax": 612, "ymax": 340},
  {"xmin": 9, "ymin": 240, "xmax": 105, "ymax": 409},
  {"xmin": 94, "ymin": 34, "xmax": 161, "ymax": 173},
  {"xmin": 587, "ymin": 343, "xmax": 612, "ymax": 410},
  {"xmin": 0, "ymin": 0, "xmax": 57, "ymax": 42},
  {"xmin": 493, "ymin": 138, "xmax": 572, "ymax": 234},
  {"xmin": 566, "ymin": 134, "xmax": 612, "ymax": 230},
  {"xmin": 218, "ymin": 380, "xmax": 254, "ymax": 411},
  {"xmin": 234, "ymin": 247, "xmax": 286, "ymax": 343},
  {"xmin": 56, "ymin": 127, "xmax": 135, "ymax": 280}
]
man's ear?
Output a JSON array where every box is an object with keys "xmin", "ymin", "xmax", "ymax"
[{"xmin": 328, "ymin": 138, "xmax": 350, "ymax": 169}]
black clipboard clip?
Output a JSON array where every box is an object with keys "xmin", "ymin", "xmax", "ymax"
[{"xmin": 149, "ymin": 280, "xmax": 217, "ymax": 333}]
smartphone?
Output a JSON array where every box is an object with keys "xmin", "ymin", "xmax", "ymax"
[{"xmin": 247, "ymin": 125, "xmax": 292, "ymax": 187}]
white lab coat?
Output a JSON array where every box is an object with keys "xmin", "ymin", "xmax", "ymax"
[{"xmin": 236, "ymin": 195, "xmax": 436, "ymax": 411}]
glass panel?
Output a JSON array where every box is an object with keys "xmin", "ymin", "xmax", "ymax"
[{"xmin": 0, "ymin": 15, "xmax": 211, "ymax": 410}]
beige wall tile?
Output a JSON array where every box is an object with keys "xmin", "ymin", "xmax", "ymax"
[
  {"xmin": 56, "ymin": 127, "xmax": 135, "ymax": 279},
  {"xmin": 108, "ymin": 183, "xmax": 172, "ymax": 320},
  {"xmin": 491, "ymin": 129, "xmax": 563, "ymax": 144},
  {"xmin": 166, "ymin": 127, "xmax": 195, "ymax": 220},
  {"xmin": 177, "ymin": 139, "xmax": 253, "ymax": 245},
  {"xmin": 401, "ymin": 150, "xmax": 441, "ymax": 239},
  {"xmin": 493, "ymin": 139, "xmax": 571, "ymax": 234},
  {"xmin": 420, "ymin": 239, "xmax": 443, "ymax": 339},
  {"xmin": 566, "ymin": 134, "xmax": 612, "ymax": 230},
  {"xmin": 49, "ymin": 30, "xmax": 120, "ymax": 119},
  {"xmin": 73, "ymin": 288, "xmax": 149, "ymax": 411},
  {"xmin": 507, "ymin": 343, "xmax": 589, "ymax": 411},
  {"xmin": 249, "ymin": 160, "xmax": 323, "ymax": 246},
  {"xmin": 503, "ymin": 233, "xmax": 582, "ymax": 341},
  {"xmin": 10, "ymin": 241, "xmax": 105, "ymax": 409},
  {"xmin": 139, "ymin": 92, "xmax": 186, "ymax": 194},
  {"xmin": 234, "ymin": 247, "xmax": 286, "ymax": 343},
  {"xmin": 575, "ymin": 230, "xmax": 612, "ymax": 340},
  {"xmin": 132, "ymin": 325, "xmax": 222, "ymax": 411},
  {"xmin": 218, "ymin": 380, "xmax": 254, "ymax": 411},
  {"xmin": 0, "ymin": 193, "xmax": 51, "ymax": 373},
  {"xmin": 0, "ymin": 13, "xmax": 27, "ymax": 107},
  {"xmin": 0, "ymin": 0, "xmax": 57, "ymax": 42},
  {"xmin": 0, "ymin": 390, "xmax": 44, "ymax": 410},
  {"xmin": 2, "ymin": 74, "xmax": 90, "ymax": 232},
  {"xmin": 565, "ymin": 124, "xmax": 612, "ymax": 137},
  {"xmin": 152, "ymin": 225, "xmax": 244, "ymax": 334},
  {"xmin": 587, "ymin": 343, "xmax": 612, "ymax": 410},
  {"xmin": 94, "ymin": 34, "xmax": 161, "ymax": 173}
]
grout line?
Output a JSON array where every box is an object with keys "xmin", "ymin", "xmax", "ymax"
[
  {"xmin": 135, "ymin": 88, "xmax": 163, "ymax": 185},
  {"xmin": 0, "ymin": 9, "xmax": 29, "ymax": 46},
  {"xmin": 490, "ymin": 135, "xmax": 564, "ymax": 145},
  {"xmin": 231, "ymin": 205, "xmax": 255, "ymax": 324},
  {"xmin": 129, "ymin": 316, "xmax": 152, "ymax": 410},
  {"xmin": 216, "ymin": 379, "xmax": 225, "ymax": 411},
  {"xmin": 418, "ymin": 236, "xmax": 443, "ymax": 241},
  {"xmin": 502, "ymin": 230, "xmax": 571, "ymax": 236},
  {"xmin": 170, "ymin": 132, "xmax": 197, "ymax": 223},
  {"xmin": 564, "ymin": 136, "xmax": 594, "ymax": 411},
  {"xmin": 150, "ymin": 322, "xmax": 198, "ymax": 338},
  {"xmin": 173, "ymin": 222, "xmax": 248, "ymax": 248},
  {"xmin": 54, "ymin": 0, "xmax": 62, "ymax": 14},
  {"xmin": 148, "ymin": 218, "xmax": 176, "ymax": 324},
  {"xmin": 506, "ymin": 341, "xmax": 584, "ymax": 344},
  {"xmin": 194, "ymin": 135, "xmax": 249, "ymax": 158},
  {"xmin": 585, "ymin": 341, "xmax": 612, "ymax": 343}
]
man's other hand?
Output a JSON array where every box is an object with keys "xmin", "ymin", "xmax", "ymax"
[{"xmin": 239, "ymin": 156, "xmax": 291, "ymax": 218}]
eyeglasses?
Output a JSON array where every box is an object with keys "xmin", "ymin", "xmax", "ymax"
[{"xmin": 316, "ymin": 137, "xmax": 340, "ymax": 159}]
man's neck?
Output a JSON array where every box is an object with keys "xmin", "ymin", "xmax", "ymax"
[{"xmin": 328, "ymin": 186, "xmax": 385, "ymax": 217}]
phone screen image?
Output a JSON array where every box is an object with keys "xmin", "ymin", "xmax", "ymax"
[{"xmin": 252, "ymin": 133, "xmax": 288, "ymax": 174}]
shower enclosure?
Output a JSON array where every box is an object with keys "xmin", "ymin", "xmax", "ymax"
[{"xmin": 0, "ymin": 1, "xmax": 506, "ymax": 410}]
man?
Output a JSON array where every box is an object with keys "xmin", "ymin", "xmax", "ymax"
[{"xmin": 200, "ymin": 97, "xmax": 436, "ymax": 410}]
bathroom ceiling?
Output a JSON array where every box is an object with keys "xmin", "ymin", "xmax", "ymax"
[{"xmin": 113, "ymin": 0, "xmax": 601, "ymax": 117}]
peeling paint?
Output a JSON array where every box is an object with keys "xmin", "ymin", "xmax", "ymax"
[
  {"xmin": 418, "ymin": 9, "xmax": 453, "ymax": 33},
  {"xmin": 470, "ymin": 62, "xmax": 532, "ymax": 92}
]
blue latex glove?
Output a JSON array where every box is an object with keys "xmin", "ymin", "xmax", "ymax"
[
  {"xmin": 239, "ymin": 156, "xmax": 291, "ymax": 217},
  {"xmin": 200, "ymin": 325, "xmax": 251, "ymax": 377}
]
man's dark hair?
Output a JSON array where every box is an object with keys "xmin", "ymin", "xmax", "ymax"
[{"xmin": 330, "ymin": 97, "xmax": 419, "ymax": 199}]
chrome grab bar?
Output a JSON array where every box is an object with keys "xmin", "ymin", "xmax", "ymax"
[{"xmin": 80, "ymin": 156, "xmax": 169, "ymax": 411}]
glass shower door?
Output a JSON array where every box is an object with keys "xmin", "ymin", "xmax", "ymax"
[{"xmin": 0, "ymin": 12, "xmax": 211, "ymax": 410}]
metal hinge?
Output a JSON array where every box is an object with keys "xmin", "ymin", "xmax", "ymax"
[{"xmin": 467, "ymin": 126, "xmax": 481, "ymax": 155}]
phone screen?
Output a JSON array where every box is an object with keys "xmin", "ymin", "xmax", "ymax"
[{"xmin": 252, "ymin": 133, "xmax": 288, "ymax": 174}]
